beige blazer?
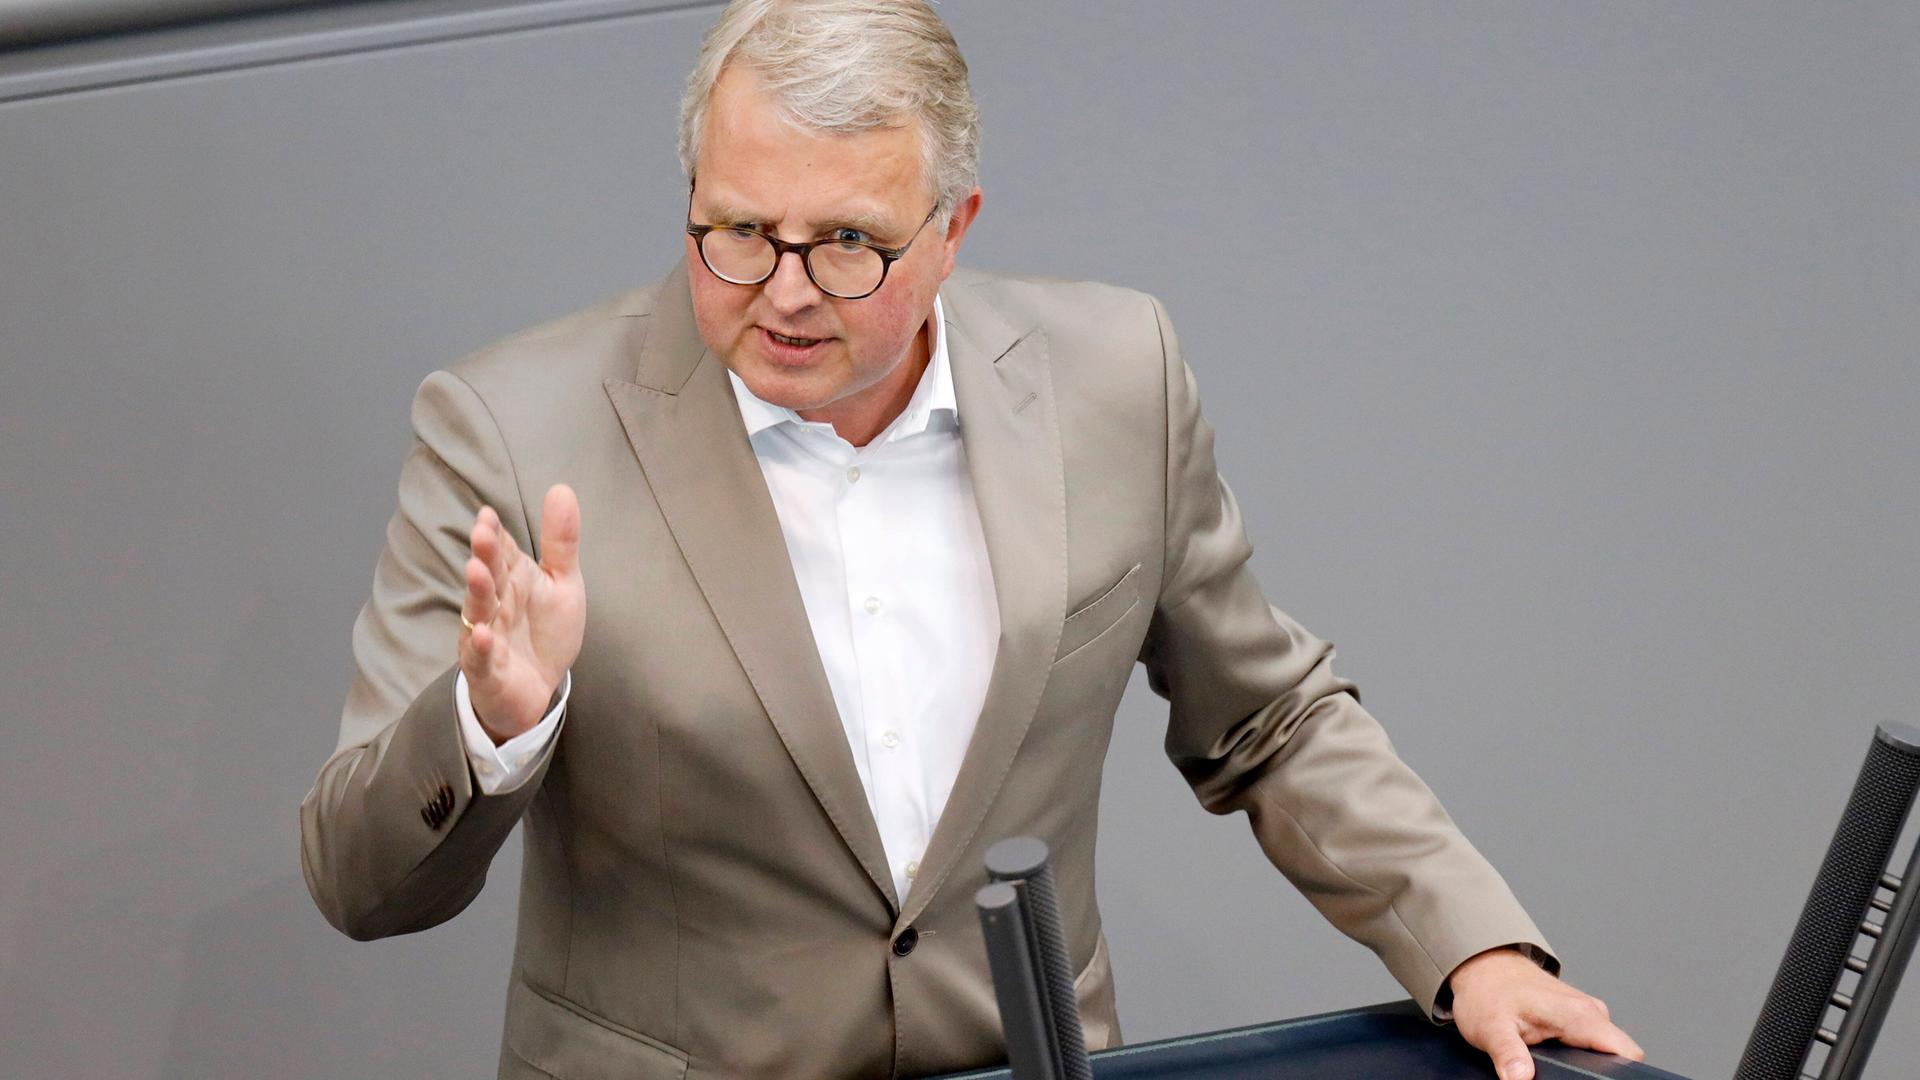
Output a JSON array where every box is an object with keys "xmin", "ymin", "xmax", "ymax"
[{"xmin": 300, "ymin": 261, "xmax": 1551, "ymax": 1080}]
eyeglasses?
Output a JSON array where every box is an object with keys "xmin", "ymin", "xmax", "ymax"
[{"xmin": 686, "ymin": 198, "xmax": 940, "ymax": 300}]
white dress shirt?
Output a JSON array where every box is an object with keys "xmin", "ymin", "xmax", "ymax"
[{"xmin": 454, "ymin": 294, "xmax": 999, "ymax": 903}]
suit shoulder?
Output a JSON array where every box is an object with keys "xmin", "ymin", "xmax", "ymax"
[
  {"xmin": 392, "ymin": 277, "xmax": 666, "ymax": 472},
  {"xmin": 949, "ymin": 266, "xmax": 1159, "ymax": 334},
  {"xmin": 441, "ymin": 280, "xmax": 657, "ymax": 398},
  {"xmin": 948, "ymin": 266, "xmax": 1168, "ymax": 388}
]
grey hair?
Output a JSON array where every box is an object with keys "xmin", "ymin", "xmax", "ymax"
[{"xmin": 677, "ymin": 0, "xmax": 981, "ymax": 223}]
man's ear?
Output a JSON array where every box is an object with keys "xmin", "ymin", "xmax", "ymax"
[{"xmin": 938, "ymin": 186, "xmax": 983, "ymax": 278}]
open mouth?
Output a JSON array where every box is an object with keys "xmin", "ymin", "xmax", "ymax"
[{"xmin": 759, "ymin": 326, "xmax": 830, "ymax": 364}]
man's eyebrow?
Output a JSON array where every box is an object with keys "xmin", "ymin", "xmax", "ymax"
[
  {"xmin": 696, "ymin": 201, "xmax": 895, "ymax": 236},
  {"xmin": 814, "ymin": 210, "xmax": 894, "ymax": 235},
  {"xmin": 699, "ymin": 201, "xmax": 766, "ymax": 226}
]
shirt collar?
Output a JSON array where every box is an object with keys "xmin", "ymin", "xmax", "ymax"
[{"xmin": 728, "ymin": 293, "xmax": 955, "ymax": 443}]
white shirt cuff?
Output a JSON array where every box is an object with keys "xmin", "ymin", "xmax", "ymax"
[{"xmin": 455, "ymin": 668, "xmax": 568, "ymax": 795}]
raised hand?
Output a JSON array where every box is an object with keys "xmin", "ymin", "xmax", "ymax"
[
  {"xmin": 459, "ymin": 483, "xmax": 585, "ymax": 743},
  {"xmin": 1448, "ymin": 946, "xmax": 1645, "ymax": 1080}
]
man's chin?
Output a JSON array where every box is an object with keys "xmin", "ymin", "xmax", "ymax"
[{"xmin": 733, "ymin": 361, "xmax": 834, "ymax": 412}]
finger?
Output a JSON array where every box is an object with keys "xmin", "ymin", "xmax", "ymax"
[
  {"xmin": 539, "ymin": 484, "xmax": 582, "ymax": 578},
  {"xmin": 460, "ymin": 557, "xmax": 498, "ymax": 684},
  {"xmin": 463, "ymin": 556, "xmax": 496, "ymax": 628},
  {"xmin": 474, "ymin": 618, "xmax": 504, "ymax": 678},
  {"xmin": 492, "ymin": 504, "xmax": 522, "ymax": 559},
  {"xmin": 476, "ymin": 506, "xmax": 511, "ymax": 602},
  {"xmin": 468, "ymin": 618, "xmax": 493, "ymax": 669},
  {"xmin": 1481, "ymin": 1026, "xmax": 1535, "ymax": 1080},
  {"xmin": 1551, "ymin": 1009, "xmax": 1645, "ymax": 1062},
  {"xmin": 494, "ymin": 508, "xmax": 530, "ymax": 598},
  {"xmin": 470, "ymin": 508, "xmax": 496, "ymax": 587}
]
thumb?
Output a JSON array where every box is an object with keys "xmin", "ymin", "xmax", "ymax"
[
  {"xmin": 538, "ymin": 483, "xmax": 582, "ymax": 578},
  {"xmin": 1484, "ymin": 1026, "xmax": 1535, "ymax": 1080}
]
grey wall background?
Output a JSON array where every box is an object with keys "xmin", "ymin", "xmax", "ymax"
[{"xmin": 3, "ymin": 1, "xmax": 1916, "ymax": 1076}]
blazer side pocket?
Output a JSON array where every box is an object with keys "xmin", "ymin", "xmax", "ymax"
[
  {"xmin": 505, "ymin": 976, "xmax": 689, "ymax": 1080},
  {"xmin": 1054, "ymin": 563, "xmax": 1142, "ymax": 664}
]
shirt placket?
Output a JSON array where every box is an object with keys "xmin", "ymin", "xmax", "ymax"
[{"xmin": 839, "ymin": 446, "xmax": 926, "ymax": 897}]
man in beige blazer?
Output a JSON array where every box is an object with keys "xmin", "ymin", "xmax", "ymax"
[{"xmin": 301, "ymin": 3, "xmax": 1644, "ymax": 1078}]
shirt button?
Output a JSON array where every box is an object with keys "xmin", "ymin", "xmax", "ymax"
[
  {"xmin": 846, "ymin": 465, "xmax": 861, "ymax": 483},
  {"xmin": 864, "ymin": 596, "xmax": 882, "ymax": 615},
  {"xmin": 905, "ymin": 859, "xmax": 920, "ymax": 880},
  {"xmin": 881, "ymin": 730, "xmax": 900, "ymax": 749}
]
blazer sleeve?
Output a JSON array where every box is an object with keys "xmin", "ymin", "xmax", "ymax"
[
  {"xmin": 299, "ymin": 369, "xmax": 560, "ymax": 940},
  {"xmin": 1134, "ymin": 295, "xmax": 1556, "ymax": 1018}
]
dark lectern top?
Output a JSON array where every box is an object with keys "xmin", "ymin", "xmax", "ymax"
[{"xmin": 936, "ymin": 1000, "xmax": 1692, "ymax": 1080}]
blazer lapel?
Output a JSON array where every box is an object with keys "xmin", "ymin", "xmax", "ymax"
[
  {"xmin": 900, "ymin": 281, "xmax": 1068, "ymax": 928},
  {"xmin": 601, "ymin": 261, "xmax": 900, "ymax": 912}
]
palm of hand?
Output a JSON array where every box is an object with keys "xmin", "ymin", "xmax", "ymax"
[{"xmin": 460, "ymin": 485, "xmax": 585, "ymax": 741}]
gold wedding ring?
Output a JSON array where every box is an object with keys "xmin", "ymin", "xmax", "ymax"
[{"xmin": 461, "ymin": 613, "xmax": 477, "ymax": 633}]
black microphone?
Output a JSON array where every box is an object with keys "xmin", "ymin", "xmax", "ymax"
[{"xmin": 976, "ymin": 836, "xmax": 1092, "ymax": 1080}]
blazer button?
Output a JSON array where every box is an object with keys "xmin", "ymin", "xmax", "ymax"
[
  {"xmin": 420, "ymin": 781, "xmax": 454, "ymax": 831},
  {"xmin": 893, "ymin": 927, "xmax": 919, "ymax": 957}
]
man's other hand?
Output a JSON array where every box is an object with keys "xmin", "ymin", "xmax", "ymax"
[
  {"xmin": 1448, "ymin": 946, "xmax": 1645, "ymax": 1080},
  {"xmin": 460, "ymin": 484, "xmax": 586, "ymax": 743}
]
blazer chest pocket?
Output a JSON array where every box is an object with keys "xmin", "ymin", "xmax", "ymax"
[
  {"xmin": 1054, "ymin": 563, "xmax": 1142, "ymax": 664},
  {"xmin": 505, "ymin": 977, "xmax": 689, "ymax": 1080}
]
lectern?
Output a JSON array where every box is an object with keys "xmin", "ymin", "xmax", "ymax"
[
  {"xmin": 960, "ymin": 723, "xmax": 1920, "ymax": 1080},
  {"xmin": 965, "ymin": 836, "xmax": 1681, "ymax": 1079}
]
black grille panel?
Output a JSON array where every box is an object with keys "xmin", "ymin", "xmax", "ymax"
[{"xmin": 1734, "ymin": 731, "xmax": 1920, "ymax": 1080}]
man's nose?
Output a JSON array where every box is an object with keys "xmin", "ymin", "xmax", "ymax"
[{"xmin": 762, "ymin": 249, "xmax": 822, "ymax": 313}]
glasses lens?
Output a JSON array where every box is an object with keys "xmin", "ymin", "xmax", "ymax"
[
  {"xmin": 701, "ymin": 228, "xmax": 777, "ymax": 284},
  {"xmin": 807, "ymin": 242, "xmax": 886, "ymax": 298}
]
